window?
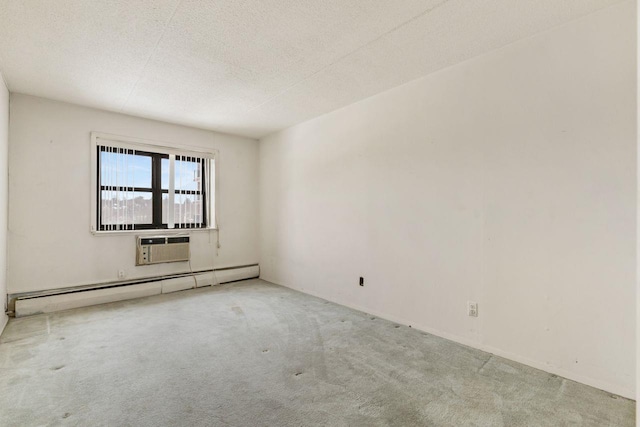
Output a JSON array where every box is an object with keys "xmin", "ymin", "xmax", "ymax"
[{"xmin": 91, "ymin": 133, "xmax": 216, "ymax": 233}]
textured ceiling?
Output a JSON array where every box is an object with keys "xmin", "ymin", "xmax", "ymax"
[{"xmin": 0, "ymin": 0, "xmax": 627, "ymax": 139}]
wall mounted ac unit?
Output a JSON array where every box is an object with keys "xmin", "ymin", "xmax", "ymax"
[{"xmin": 136, "ymin": 236, "xmax": 190, "ymax": 265}]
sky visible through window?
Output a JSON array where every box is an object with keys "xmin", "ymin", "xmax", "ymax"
[{"xmin": 101, "ymin": 152, "xmax": 151, "ymax": 188}]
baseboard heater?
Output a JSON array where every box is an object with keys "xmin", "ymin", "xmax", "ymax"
[{"xmin": 10, "ymin": 264, "xmax": 259, "ymax": 318}]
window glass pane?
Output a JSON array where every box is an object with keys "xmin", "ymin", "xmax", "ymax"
[
  {"xmin": 164, "ymin": 193, "xmax": 203, "ymax": 226},
  {"xmin": 101, "ymin": 191, "xmax": 152, "ymax": 225},
  {"xmin": 175, "ymin": 158, "xmax": 201, "ymax": 192},
  {"xmin": 100, "ymin": 151, "xmax": 151, "ymax": 189},
  {"xmin": 161, "ymin": 158, "xmax": 201, "ymax": 191},
  {"xmin": 97, "ymin": 145, "xmax": 210, "ymax": 231}
]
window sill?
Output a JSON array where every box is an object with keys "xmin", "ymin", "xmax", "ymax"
[{"xmin": 91, "ymin": 227, "xmax": 218, "ymax": 236}]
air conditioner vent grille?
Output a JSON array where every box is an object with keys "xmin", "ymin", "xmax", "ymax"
[{"xmin": 136, "ymin": 236, "xmax": 190, "ymax": 265}]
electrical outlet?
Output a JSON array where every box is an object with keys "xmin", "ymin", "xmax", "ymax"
[
  {"xmin": 468, "ymin": 301, "xmax": 478, "ymax": 317},
  {"xmin": 359, "ymin": 277, "xmax": 364, "ymax": 287},
  {"xmin": 118, "ymin": 270, "xmax": 126, "ymax": 279}
]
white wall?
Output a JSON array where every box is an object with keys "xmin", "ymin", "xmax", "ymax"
[
  {"xmin": 259, "ymin": 1, "xmax": 636, "ymax": 399},
  {"xmin": 8, "ymin": 94, "xmax": 259, "ymax": 295},
  {"xmin": 0, "ymin": 71, "xmax": 8, "ymax": 334},
  {"xmin": 636, "ymin": 0, "xmax": 640, "ymax": 418}
]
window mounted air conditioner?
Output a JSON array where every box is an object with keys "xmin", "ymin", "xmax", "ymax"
[{"xmin": 136, "ymin": 236, "xmax": 190, "ymax": 265}]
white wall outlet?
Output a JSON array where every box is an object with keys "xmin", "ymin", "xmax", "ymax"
[
  {"xmin": 118, "ymin": 270, "xmax": 126, "ymax": 279},
  {"xmin": 468, "ymin": 301, "xmax": 478, "ymax": 317}
]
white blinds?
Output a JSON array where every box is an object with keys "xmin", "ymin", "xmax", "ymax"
[
  {"xmin": 98, "ymin": 143, "xmax": 214, "ymax": 231},
  {"xmin": 99, "ymin": 145, "xmax": 139, "ymax": 231},
  {"xmin": 171, "ymin": 154, "xmax": 210, "ymax": 229}
]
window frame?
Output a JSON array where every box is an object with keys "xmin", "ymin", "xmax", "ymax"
[{"xmin": 90, "ymin": 132, "xmax": 218, "ymax": 235}]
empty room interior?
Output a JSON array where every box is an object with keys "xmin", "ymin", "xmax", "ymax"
[{"xmin": 0, "ymin": 0, "xmax": 638, "ymax": 426}]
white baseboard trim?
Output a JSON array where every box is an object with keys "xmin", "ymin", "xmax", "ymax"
[
  {"xmin": 215, "ymin": 265, "xmax": 260, "ymax": 284},
  {"xmin": 262, "ymin": 275, "xmax": 635, "ymax": 401},
  {"xmin": 13, "ymin": 265, "xmax": 260, "ymax": 317},
  {"xmin": 15, "ymin": 282, "xmax": 162, "ymax": 317}
]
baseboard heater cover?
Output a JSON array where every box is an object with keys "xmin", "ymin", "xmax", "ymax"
[
  {"xmin": 15, "ymin": 283, "xmax": 161, "ymax": 318},
  {"xmin": 13, "ymin": 265, "xmax": 259, "ymax": 317}
]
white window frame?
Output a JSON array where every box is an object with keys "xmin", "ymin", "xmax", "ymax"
[{"xmin": 90, "ymin": 132, "xmax": 218, "ymax": 235}]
